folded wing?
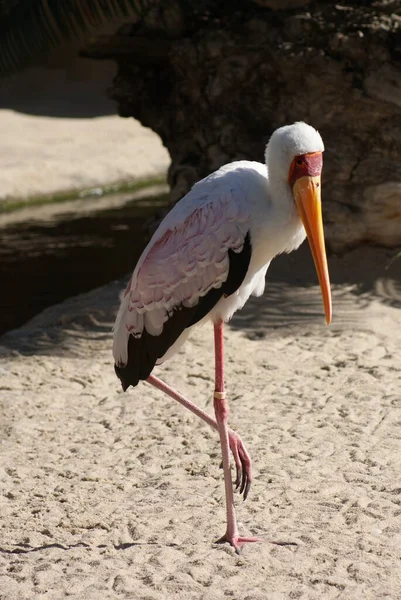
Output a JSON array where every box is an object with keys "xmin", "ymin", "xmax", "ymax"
[{"xmin": 113, "ymin": 186, "xmax": 251, "ymax": 389}]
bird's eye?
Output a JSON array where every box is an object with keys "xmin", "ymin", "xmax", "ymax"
[{"xmin": 296, "ymin": 158, "xmax": 303, "ymax": 166}]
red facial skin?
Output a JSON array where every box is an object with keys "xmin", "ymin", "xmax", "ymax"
[{"xmin": 288, "ymin": 152, "xmax": 323, "ymax": 187}]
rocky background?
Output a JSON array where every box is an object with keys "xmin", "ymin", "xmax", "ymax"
[
  {"xmin": 1, "ymin": 1, "xmax": 401, "ymax": 252},
  {"xmin": 82, "ymin": 0, "xmax": 401, "ymax": 252}
]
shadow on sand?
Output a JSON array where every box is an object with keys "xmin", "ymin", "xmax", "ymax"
[
  {"xmin": 229, "ymin": 244, "xmax": 401, "ymax": 337},
  {"xmin": 1, "ymin": 242, "xmax": 400, "ymax": 359}
]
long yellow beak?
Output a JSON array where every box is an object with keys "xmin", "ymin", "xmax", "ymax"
[{"xmin": 293, "ymin": 175, "xmax": 332, "ymax": 324}]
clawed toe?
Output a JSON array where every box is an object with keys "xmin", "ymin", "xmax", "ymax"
[
  {"xmin": 215, "ymin": 532, "xmax": 261, "ymax": 554},
  {"xmin": 228, "ymin": 430, "xmax": 252, "ymax": 500}
]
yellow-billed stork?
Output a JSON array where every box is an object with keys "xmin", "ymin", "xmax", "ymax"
[{"xmin": 113, "ymin": 121, "xmax": 332, "ymax": 553}]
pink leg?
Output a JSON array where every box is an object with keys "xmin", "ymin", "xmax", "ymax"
[
  {"xmin": 213, "ymin": 320, "xmax": 260, "ymax": 553},
  {"xmin": 146, "ymin": 373, "xmax": 252, "ymax": 498}
]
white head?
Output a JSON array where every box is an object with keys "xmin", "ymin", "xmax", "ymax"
[
  {"xmin": 265, "ymin": 122, "xmax": 324, "ymax": 181},
  {"xmin": 266, "ymin": 121, "xmax": 331, "ymax": 325}
]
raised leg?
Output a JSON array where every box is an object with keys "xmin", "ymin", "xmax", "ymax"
[
  {"xmin": 146, "ymin": 373, "xmax": 252, "ymax": 498},
  {"xmin": 213, "ymin": 320, "xmax": 260, "ymax": 553}
]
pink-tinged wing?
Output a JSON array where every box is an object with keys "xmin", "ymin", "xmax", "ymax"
[
  {"xmin": 130, "ymin": 191, "xmax": 249, "ymax": 330},
  {"xmin": 113, "ymin": 189, "xmax": 250, "ymax": 365}
]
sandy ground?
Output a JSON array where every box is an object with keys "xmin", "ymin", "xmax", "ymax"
[
  {"xmin": 0, "ymin": 243, "xmax": 400, "ymax": 599},
  {"xmin": 0, "ymin": 110, "xmax": 170, "ymax": 202},
  {"xmin": 0, "ymin": 57, "xmax": 170, "ymax": 203}
]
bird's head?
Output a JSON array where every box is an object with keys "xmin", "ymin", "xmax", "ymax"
[{"xmin": 266, "ymin": 122, "xmax": 332, "ymax": 324}]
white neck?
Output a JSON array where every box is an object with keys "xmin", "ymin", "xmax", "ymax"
[
  {"xmin": 267, "ymin": 167, "xmax": 306, "ymax": 253},
  {"xmin": 247, "ymin": 164, "xmax": 306, "ymax": 273}
]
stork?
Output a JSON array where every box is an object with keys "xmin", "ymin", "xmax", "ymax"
[{"xmin": 113, "ymin": 122, "xmax": 332, "ymax": 552}]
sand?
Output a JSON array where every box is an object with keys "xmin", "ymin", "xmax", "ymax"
[
  {"xmin": 0, "ymin": 243, "xmax": 400, "ymax": 599},
  {"xmin": 0, "ymin": 110, "xmax": 170, "ymax": 202}
]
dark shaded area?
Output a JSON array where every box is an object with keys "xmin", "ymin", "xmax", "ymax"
[
  {"xmin": 270, "ymin": 244, "xmax": 401, "ymax": 300},
  {"xmin": 0, "ymin": 62, "xmax": 117, "ymax": 117},
  {"xmin": 1, "ymin": 225, "xmax": 400, "ymax": 359},
  {"xmin": 0, "ymin": 194, "xmax": 169, "ymax": 336}
]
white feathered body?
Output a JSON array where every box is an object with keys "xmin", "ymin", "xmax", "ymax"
[{"xmin": 113, "ymin": 159, "xmax": 307, "ymax": 367}]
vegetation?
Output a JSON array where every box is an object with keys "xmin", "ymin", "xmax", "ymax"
[
  {"xmin": 0, "ymin": 175, "xmax": 166, "ymax": 213},
  {"xmin": 0, "ymin": 0, "xmax": 218, "ymax": 74},
  {"xmin": 0, "ymin": 1, "xmax": 154, "ymax": 74}
]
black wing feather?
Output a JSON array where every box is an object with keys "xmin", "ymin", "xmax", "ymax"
[{"xmin": 115, "ymin": 233, "xmax": 252, "ymax": 390}]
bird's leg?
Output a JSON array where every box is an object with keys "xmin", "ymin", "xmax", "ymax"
[
  {"xmin": 146, "ymin": 374, "xmax": 251, "ymax": 498},
  {"xmin": 213, "ymin": 320, "xmax": 260, "ymax": 554}
]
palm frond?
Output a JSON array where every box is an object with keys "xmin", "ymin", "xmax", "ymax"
[{"xmin": 0, "ymin": 0, "xmax": 156, "ymax": 76}]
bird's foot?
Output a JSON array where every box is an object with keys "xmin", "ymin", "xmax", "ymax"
[
  {"xmin": 215, "ymin": 532, "xmax": 261, "ymax": 554},
  {"xmin": 227, "ymin": 429, "xmax": 252, "ymax": 500}
]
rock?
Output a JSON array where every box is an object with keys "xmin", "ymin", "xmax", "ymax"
[{"xmin": 85, "ymin": 2, "xmax": 401, "ymax": 251}]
